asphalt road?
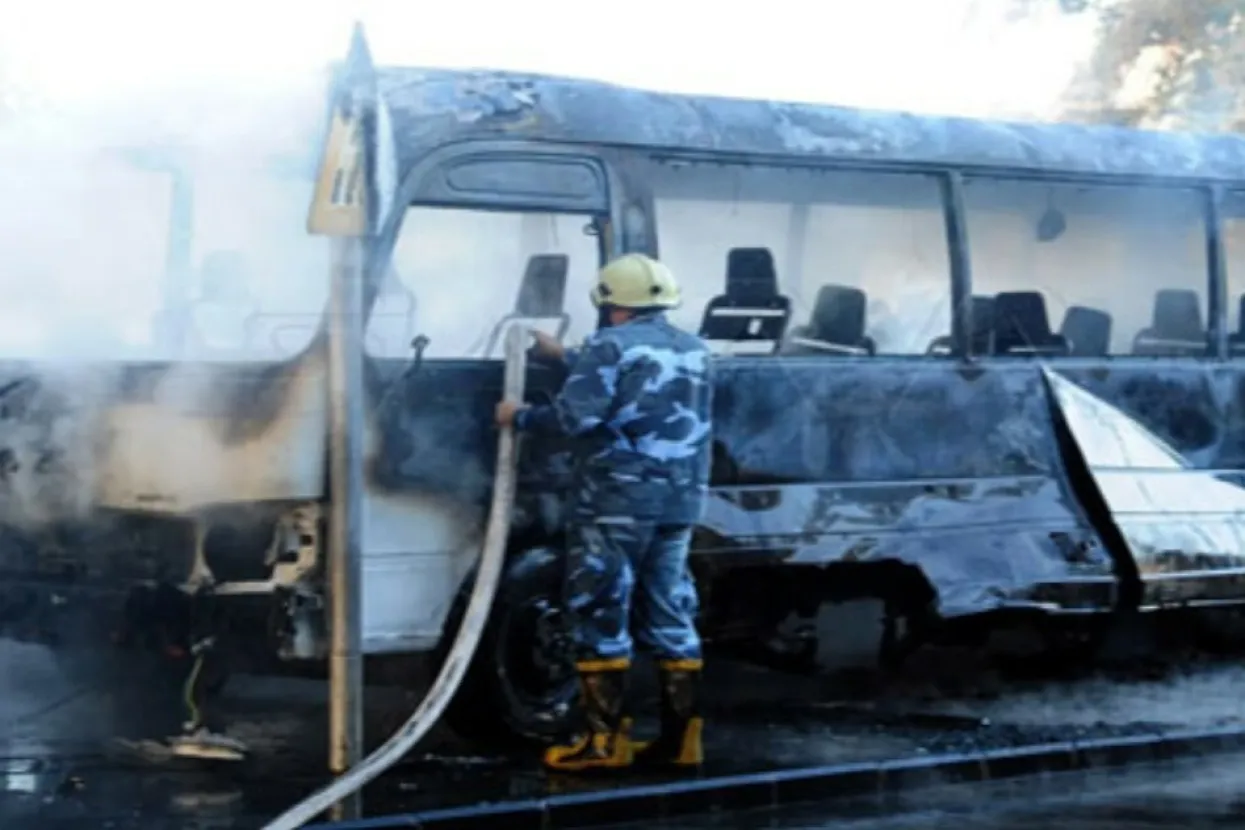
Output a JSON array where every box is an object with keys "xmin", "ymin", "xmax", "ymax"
[{"xmin": 4, "ymin": 638, "xmax": 1245, "ymax": 828}]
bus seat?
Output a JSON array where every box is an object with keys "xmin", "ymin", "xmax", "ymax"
[
  {"xmin": 515, "ymin": 253, "xmax": 569, "ymax": 318},
  {"xmin": 784, "ymin": 285, "xmax": 876, "ymax": 356},
  {"xmin": 992, "ymin": 291, "xmax": 1070, "ymax": 356},
  {"xmin": 926, "ymin": 294, "xmax": 994, "ymax": 356},
  {"xmin": 1132, "ymin": 288, "xmax": 1206, "ymax": 356},
  {"xmin": 1060, "ymin": 305, "xmax": 1112, "ymax": 357},
  {"xmin": 699, "ymin": 247, "xmax": 792, "ymax": 356},
  {"xmin": 485, "ymin": 253, "xmax": 571, "ymax": 356},
  {"xmin": 970, "ymin": 295, "xmax": 996, "ymax": 355}
]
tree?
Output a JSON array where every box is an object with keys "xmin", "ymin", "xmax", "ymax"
[{"xmin": 1049, "ymin": 0, "xmax": 1245, "ymax": 131}]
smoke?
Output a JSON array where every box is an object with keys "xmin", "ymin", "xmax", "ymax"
[
  {"xmin": 0, "ymin": 367, "xmax": 120, "ymax": 529},
  {"xmin": 0, "ymin": 15, "xmax": 343, "ymax": 526}
]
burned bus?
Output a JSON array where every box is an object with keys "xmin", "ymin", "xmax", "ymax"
[{"xmin": 7, "ymin": 32, "xmax": 1245, "ymax": 749}]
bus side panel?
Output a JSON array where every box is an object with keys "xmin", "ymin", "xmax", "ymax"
[
  {"xmin": 700, "ymin": 358, "xmax": 1118, "ymax": 617},
  {"xmin": 357, "ymin": 355, "xmax": 1146, "ymax": 654},
  {"xmin": 359, "ymin": 357, "xmax": 568, "ymax": 653}
]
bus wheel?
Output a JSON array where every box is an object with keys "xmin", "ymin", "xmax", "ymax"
[{"xmin": 436, "ymin": 546, "xmax": 579, "ymax": 749}]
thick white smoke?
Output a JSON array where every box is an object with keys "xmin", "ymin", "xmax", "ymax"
[{"xmin": 0, "ymin": 38, "xmax": 337, "ymax": 524}]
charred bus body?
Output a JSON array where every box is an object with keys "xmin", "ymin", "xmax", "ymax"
[{"xmin": 5, "ymin": 41, "xmax": 1245, "ymax": 747}]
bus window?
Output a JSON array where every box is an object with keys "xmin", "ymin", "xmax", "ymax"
[
  {"xmin": 379, "ymin": 207, "xmax": 602, "ymax": 359},
  {"xmin": 646, "ymin": 159, "xmax": 952, "ymax": 356},
  {"xmin": 964, "ymin": 178, "xmax": 1208, "ymax": 358},
  {"xmin": 1220, "ymin": 191, "xmax": 1245, "ymax": 355}
]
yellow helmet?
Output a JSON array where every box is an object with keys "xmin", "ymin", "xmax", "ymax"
[{"xmin": 590, "ymin": 253, "xmax": 681, "ymax": 310}]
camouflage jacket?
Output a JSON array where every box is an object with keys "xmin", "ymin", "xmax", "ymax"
[{"xmin": 514, "ymin": 312, "xmax": 713, "ymax": 525}]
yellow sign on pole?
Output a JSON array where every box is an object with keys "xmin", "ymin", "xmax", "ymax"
[{"xmin": 308, "ymin": 102, "xmax": 368, "ymax": 238}]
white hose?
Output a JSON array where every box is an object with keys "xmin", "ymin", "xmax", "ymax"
[{"xmin": 262, "ymin": 324, "xmax": 528, "ymax": 829}]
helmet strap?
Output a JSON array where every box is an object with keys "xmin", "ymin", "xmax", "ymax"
[{"xmin": 596, "ymin": 305, "xmax": 614, "ymax": 330}]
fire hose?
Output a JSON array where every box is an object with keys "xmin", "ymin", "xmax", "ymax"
[{"xmin": 262, "ymin": 324, "xmax": 528, "ymax": 830}]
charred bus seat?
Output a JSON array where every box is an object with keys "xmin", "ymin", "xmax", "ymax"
[
  {"xmin": 1060, "ymin": 305, "xmax": 1112, "ymax": 357},
  {"xmin": 783, "ymin": 285, "xmax": 876, "ymax": 356},
  {"xmin": 927, "ymin": 294, "xmax": 995, "ymax": 355},
  {"xmin": 992, "ymin": 291, "xmax": 1070, "ymax": 356},
  {"xmin": 1132, "ymin": 289, "xmax": 1207, "ymax": 357},
  {"xmin": 970, "ymin": 295, "xmax": 997, "ymax": 355},
  {"xmin": 699, "ymin": 247, "xmax": 792, "ymax": 356},
  {"xmin": 485, "ymin": 253, "xmax": 571, "ymax": 357},
  {"xmin": 1229, "ymin": 295, "xmax": 1245, "ymax": 356}
]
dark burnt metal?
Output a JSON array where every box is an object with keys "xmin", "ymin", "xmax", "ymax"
[
  {"xmin": 373, "ymin": 67, "xmax": 1245, "ymax": 188},
  {"xmin": 362, "ymin": 348, "xmax": 1245, "ymax": 625}
]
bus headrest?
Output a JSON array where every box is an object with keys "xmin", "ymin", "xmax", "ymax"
[
  {"xmin": 725, "ymin": 248, "xmax": 778, "ymax": 305},
  {"xmin": 810, "ymin": 284, "xmax": 867, "ymax": 345},
  {"xmin": 515, "ymin": 254, "xmax": 569, "ymax": 318},
  {"xmin": 1151, "ymin": 289, "xmax": 1203, "ymax": 340},
  {"xmin": 993, "ymin": 291, "xmax": 1053, "ymax": 351}
]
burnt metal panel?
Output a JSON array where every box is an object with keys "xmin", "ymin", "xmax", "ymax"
[
  {"xmin": 1043, "ymin": 363, "xmax": 1245, "ymax": 610},
  {"xmin": 705, "ymin": 359, "xmax": 1113, "ymax": 616},
  {"xmin": 374, "ymin": 67, "xmax": 1245, "ymax": 188},
  {"xmin": 442, "ymin": 157, "xmax": 590, "ymax": 197},
  {"xmin": 363, "ymin": 349, "xmax": 1245, "ymax": 618},
  {"xmin": 398, "ymin": 142, "xmax": 611, "ymax": 216},
  {"xmin": 365, "ymin": 357, "xmax": 571, "ymax": 509},
  {"xmin": 698, "ymin": 477, "xmax": 1112, "ymax": 616},
  {"xmin": 419, "ymin": 153, "xmax": 607, "ymax": 211}
]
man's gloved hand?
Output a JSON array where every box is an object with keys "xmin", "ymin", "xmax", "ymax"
[
  {"xmin": 530, "ymin": 329, "xmax": 566, "ymax": 361},
  {"xmin": 496, "ymin": 399, "xmax": 530, "ymax": 428}
]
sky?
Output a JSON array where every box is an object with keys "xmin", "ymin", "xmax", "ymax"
[{"xmin": 3, "ymin": 0, "xmax": 1100, "ymax": 119}]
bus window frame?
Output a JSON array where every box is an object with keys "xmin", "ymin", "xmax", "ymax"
[
  {"xmin": 1207, "ymin": 185, "xmax": 1229, "ymax": 360},
  {"xmin": 953, "ymin": 173, "xmax": 1224, "ymax": 362},
  {"xmin": 374, "ymin": 141, "xmax": 624, "ymax": 341},
  {"xmin": 382, "ymin": 138, "xmax": 1233, "ymax": 362},
  {"xmin": 384, "ymin": 140, "xmax": 618, "ymax": 239},
  {"xmin": 624, "ymin": 152, "xmax": 965, "ymax": 359}
]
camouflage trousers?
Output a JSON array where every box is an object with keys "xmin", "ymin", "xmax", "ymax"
[{"xmin": 564, "ymin": 518, "xmax": 702, "ymax": 666}]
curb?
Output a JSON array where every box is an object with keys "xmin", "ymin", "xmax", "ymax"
[{"xmin": 305, "ymin": 725, "xmax": 1245, "ymax": 830}]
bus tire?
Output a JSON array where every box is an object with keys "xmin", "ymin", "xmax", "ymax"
[{"xmin": 435, "ymin": 546, "xmax": 579, "ymax": 749}]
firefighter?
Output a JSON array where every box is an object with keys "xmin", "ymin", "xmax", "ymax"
[{"xmin": 495, "ymin": 253, "xmax": 713, "ymax": 772}]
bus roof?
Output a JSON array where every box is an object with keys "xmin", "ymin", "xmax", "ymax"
[{"xmin": 375, "ymin": 65, "xmax": 1245, "ymax": 188}]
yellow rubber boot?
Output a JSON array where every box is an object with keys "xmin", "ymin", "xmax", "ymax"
[
  {"xmin": 543, "ymin": 661, "xmax": 634, "ymax": 772},
  {"xmin": 632, "ymin": 659, "xmax": 704, "ymax": 769}
]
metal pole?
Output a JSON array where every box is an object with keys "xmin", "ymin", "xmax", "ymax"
[{"xmin": 327, "ymin": 233, "xmax": 366, "ymax": 821}]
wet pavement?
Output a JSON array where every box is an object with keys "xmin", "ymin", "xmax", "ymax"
[
  {"xmin": 622, "ymin": 750, "xmax": 1245, "ymax": 828},
  {"xmin": 5, "ymin": 639, "xmax": 1245, "ymax": 828}
]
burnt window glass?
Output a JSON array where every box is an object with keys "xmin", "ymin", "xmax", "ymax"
[
  {"xmin": 645, "ymin": 159, "xmax": 952, "ymax": 357},
  {"xmin": 964, "ymin": 178, "xmax": 1208, "ymax": 358},
  {"xmin": 378, "ymin": 207, "xmax": 601, "ymax": 359},
  {"xmin": 1219, "ymin": 191, "xmax": 1245, "ymax": 355}
]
